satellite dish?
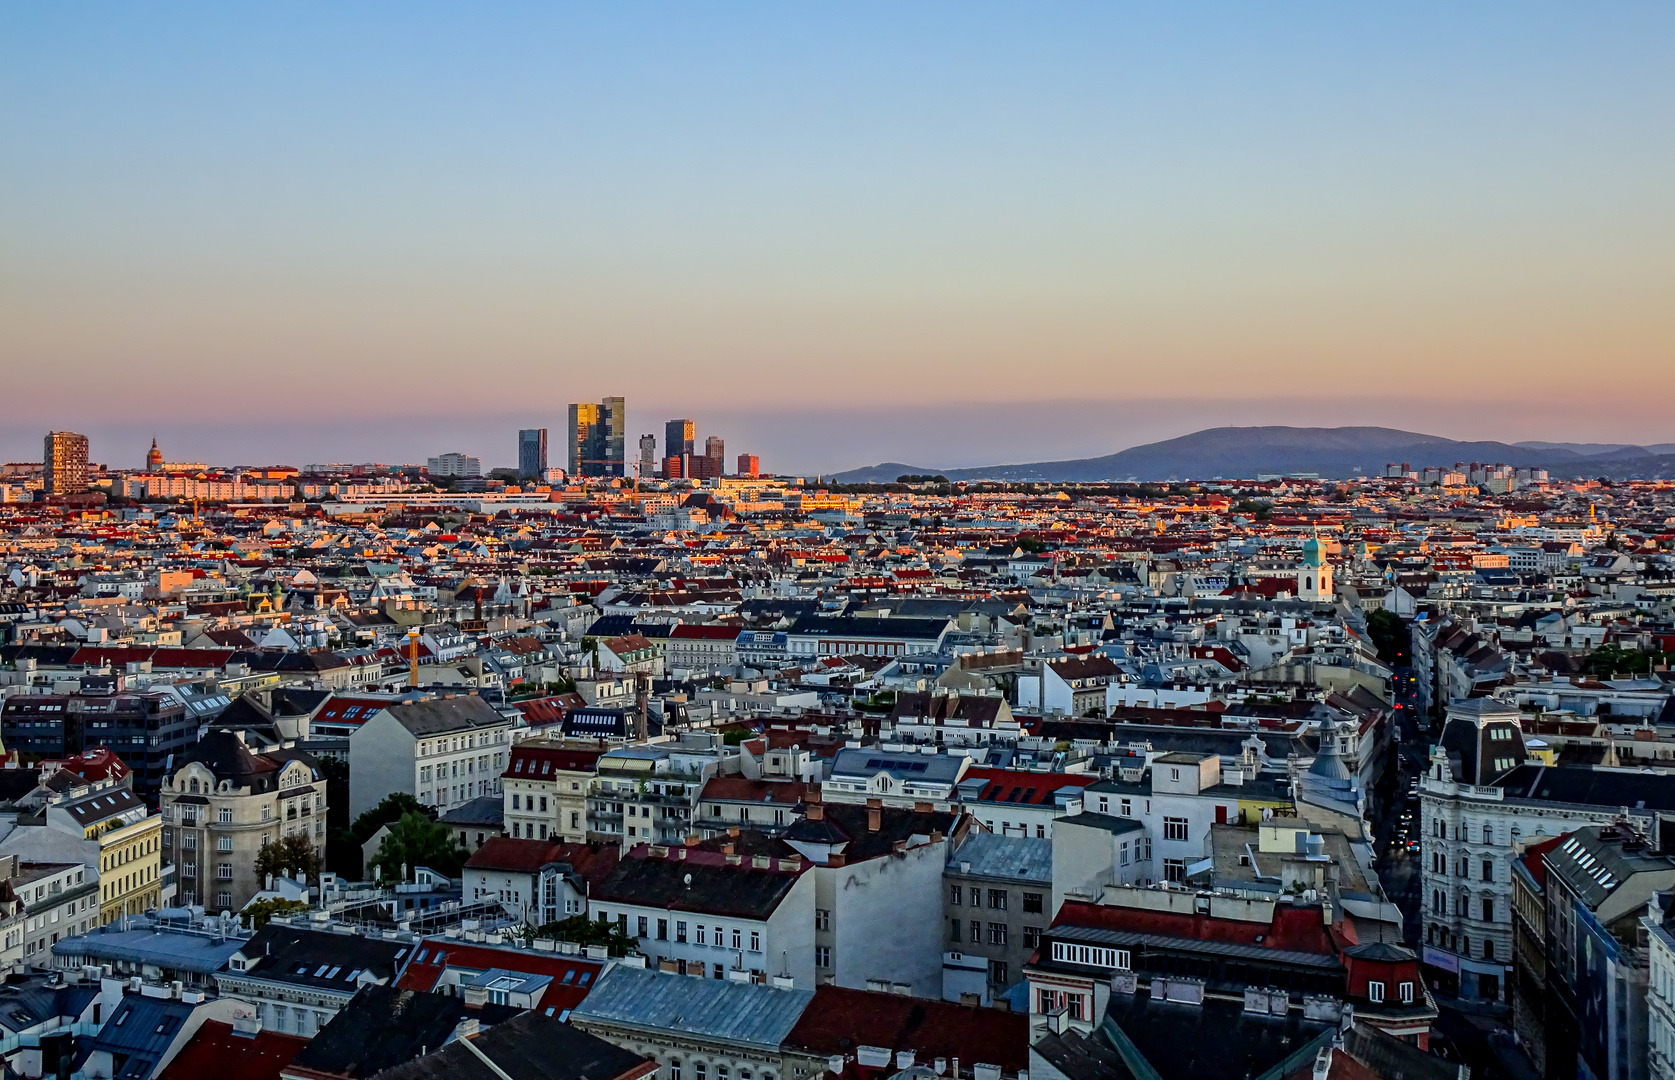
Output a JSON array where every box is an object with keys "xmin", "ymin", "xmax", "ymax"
[{"xmin": 684, "ymin": 873, "xmax": 692, "ymax": 887}]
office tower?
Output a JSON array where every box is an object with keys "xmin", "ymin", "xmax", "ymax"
[
  {"xmin": 638, "ymin": 434, "xmax": 657, "ymax": 477},
  {"xmin": 704, "ymin": 435, "xmax": 725, "ymax": 476},
  {"xmin": 664, "ymin": 419, "xmax": 695, "ymax": 460},
  {"xmin": 568, "ymin": 403, "xmax": 600, "ymax": 476},
  {"xmin": 43, "ymin": 431, "xmax": 89, "ymax": 495},
  {"xmin": 737, "ymin": 454, "xmax": 760, "ymax": 479},
  {"xmin": 569, "ymin": 397, "xmax": 627, "ymax": 477},
  {"xmin": 427, "ymin": 452, "xmax": 481, "ymax": 478},
  {"xmin": 517, "ymin": 428, "xmax": 548, "ymax": 478},
  {"xmin": 662, "ymin": 455, "xmax": 685, "ymax": 480}
]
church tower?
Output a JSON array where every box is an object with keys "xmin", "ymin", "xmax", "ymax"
[
  {"xmin": 146, "ymin": 438, "xmax": 163, "ymax": 471},
  {"xmin": 1297, "ymin": 536, "xmax": 1333, "ymax": 602}
]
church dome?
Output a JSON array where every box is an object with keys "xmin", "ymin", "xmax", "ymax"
[{"xmin": 1302, "ymin": 537, "xmax": 1324, "ymax": 567}]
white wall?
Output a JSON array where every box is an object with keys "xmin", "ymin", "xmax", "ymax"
[{"xmin": 828, "ymin": 839, "xmax": 949, "ymax": 997}]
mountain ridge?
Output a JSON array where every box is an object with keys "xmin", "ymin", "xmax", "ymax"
[{"xmin": 828, "ymin": 426, "xmax": 1675, "ymax": 483}]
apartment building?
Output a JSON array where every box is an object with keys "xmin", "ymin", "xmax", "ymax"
[
  {"xmin": 347, "ymin": 694, "xmax": 512, "ymax": 818},
  {"xmin": 943, "ymin": 832, "xmax": 1052, "ymax": 994},
  {"xmin": 160, "ymin": 731, "xmax": 327, "ymax": 912},
  {"xmin": 501, "ymin": 741, "xmax": 603, "ymax": 843}
]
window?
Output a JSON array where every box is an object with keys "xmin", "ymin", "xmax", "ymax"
[
  {"xmin": 1164, "ymin": 817, "xmax": 1189, "ymax": 841},
  {"xmin": 731, "ymin": 928, "xmax": 741, "ymax": 949},
  {"xmin": 216, "ymin": 864, "xmax": 233, "ymax": 880},
  {"xmin": 1164, "ymin": 858, "xmax": 1185, "ymax": 883},
  {"xmin": 216, "ymin": 892, "xmax": 232, "ymax": 909},
  {"xmin": 970, "ymin": 919, "xmax": 982, "ymax": 944},
  {"xmin": 1483, "ymin": 939, "xmax": 1496, "ymax": 960},
  {"xmin": 217, "ymin": 808, "xmax": 233, "ymax": 824},
  {"xmin": 671, "ymin": 1062, "xmax": 683, "ymax": 1080},
  {"xmin": 988, "ymin": 889, "xmax": 1007, "ymax": 910},
  {"xmin": 1482, "ymin": 823, "xmax": 1493, "ymax": 844},
  {"xmin": 695, "ymin": 925, "xmax": 707, "ymax": 946},
  {"xmin": 816, "ymin": 945, "xmax": 831, "ymax": 968},
  {"xmin": 990, "ymin": 960, "xmax": 1009, "ymax": 985},
  {"xmin": 638, "ymin": 917, "xmax": 649, "ymax": 938},
  {"xmin": 696, "ymin": 1063, "xmax": 707, "ymax": 1080},
  {"xmin": 988, "ymin": 922, "xmax": 1008, "ymax": 945},
  {"xmin": 1120, "ymin": 798, "xmax": 1131, "ymax": 816},
  {"xmin": 950, "ymin": 919, "xmax": 962, "ymax": 942},
  {"xmin": 216, "ymin": 837, "xmax": 232, "ymax": 852},
  {"xmin": 1051, "ymin": 942, "xmax": 1129, "ymax": 970},
  {"xmin": 1022, "ymin": 892, "xmax": 1044, "ymax": 914},
  {"xmin": 1481, "ymin": 898, "xmax": 1494, "ymax": 922},
  {"xmin": 1399, "ymin": 981, "xmax": 1414, "ymax": 1004},
  {"xmin": 1482, "ymin": 859, "xmax": 1493, "ymax": 882},
  {"xmin": 1368, "ymin": 981, "xmax": 1385, "ymax": 1003},
  {"xmin": 815, "ymin": 909, "xmax": 830, "ymax": 931},
  {"xmin": 749, "ymin": 931, "xmax": 761, "ymax": 952},
  {"xmin": 950, "ymin": 885, "xmax": 962, "ymax": 906}
]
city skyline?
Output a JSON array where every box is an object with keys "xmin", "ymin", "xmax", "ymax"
[{"xmin": 4, "ymin": 4, "xmax": 1672, "ymax": 462}]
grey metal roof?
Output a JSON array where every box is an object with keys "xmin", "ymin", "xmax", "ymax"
[
  {"xmin": 571, "ymin": 964, "xmax": 813, "ymax": 1050},
  {"xmin": 948, "ymin": 833, "xmax": 1052, "ymax": 884},
  {"xmin": 52, "ymin": 926, "xmax": 247, "ymax": 975},
  {"xmin": 830, "ymin": 747, "xmax": 965, "ymax": 783}
]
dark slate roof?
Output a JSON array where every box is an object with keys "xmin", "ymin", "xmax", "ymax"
[
  {"xmin": 385, "ymin": 695, "xmax": 508, "ymax": 736},
  {"xmin": 1501, "ymin": 765, "xmax": 1675, "ymax": 812},
  {"xmin": 59, "ymin": 786, "xmax": 146, "ymax": 827},
  {"xmin": 288, "ymin": 985, "xmax": 520, "ymax": 1080},
  {"xmin": 234, "ymin": 926, "xmax": 412, "ymax": 991},
  {"xmin": 362, "ymin": 1010, "xmax": 651, "ymax": 1080},
  {"xmin": 1102, "ymin": 987, "xmax": 1335, "ymax": 1080},
  {"xmin": 438, "ymin": 794, "xmax": 505, "ymax": 828},
  {"xmin": 592, "ymin": 854, "xmax": 802, "ymax": 920},
  {"xmin": 77, "ymin": 993, "xmax": 199, "ymax": 1080},
  {"xmin": 786, "ymin": 615, "xmax": 951, "ymax": 640},
  {"xmin": 0, "ymin": 979, "xmax": 98, "ymax": 1035},
  {"xmin": 783, "ymin": 804, "xmax": 958, "ymax": 862}
]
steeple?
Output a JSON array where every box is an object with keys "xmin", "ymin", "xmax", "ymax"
[
  {"xmin": 146, "ymin": 438, "xmax": 163, "ymax": 471},
  {"xmin": 1307, "ymin": 713, "xmax": 1352, "ymax": 781}
]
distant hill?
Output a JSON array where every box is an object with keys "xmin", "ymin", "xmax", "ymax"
[
  {"xmin": 830, "ymin": 425, "xmax": 1675, "ymax": 483},
  {"xmin": 1516, "ymin": 441, "xmax": 1675, "ymax": 457}
]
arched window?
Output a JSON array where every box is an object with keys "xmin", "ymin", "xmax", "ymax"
[{"xmin": 1482, "ymin": 823, "xmax": 1493, "ymax": 844}]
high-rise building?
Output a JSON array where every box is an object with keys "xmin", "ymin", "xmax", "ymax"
[
  {"xmin": 737, "ymin": 454, "xmax": 760, "ymax": 478},
  {"xmin": 43, "ymin": 431, "xmax": 89, "ymax": 495},
  {"xmin": 427, "ymin": 452, "xmax": 481, "ymax": 478},
  {"xmin": 664, "ymin": 419, "xmax": 695, "ymax": 460},
  {"xmin": 599, "ymin": 396, "xmax": 626, "ymax": 477},
  {"xmin": 517, "ymin": 428, "xmax": 548, "ymax": 478},
  {"xmin": 568, "ymin": 402, "xmax": 600, "ymax": 476},
  {"xmin": 704, "ymin": 435, "xmax": 725, "ymax": 475},
  {"xmin": 638, "ymin": 434, "xmax": 657, "ymax": 477},
  {"xmin": 569, "ymin": 397, "xmax": 628, "ymax": 477}
]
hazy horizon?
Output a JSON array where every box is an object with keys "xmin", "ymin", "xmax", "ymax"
[{"xmin": 5, "ymin": 396, "xmax": 1672, "ymax": 477}]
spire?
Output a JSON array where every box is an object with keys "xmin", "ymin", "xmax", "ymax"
[{"xmin": 1307, "ymin": 713, "xmax": 1351, "ymax": 781}]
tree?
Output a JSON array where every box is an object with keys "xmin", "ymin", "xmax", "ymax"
[
  {"xmin": 255, "ymin": 834, "xmax": 322, "ymax": 885},
  {"xmin": 1366, "ymin": 608, "xmax": 1410, "ymax": 667},
  {"xmin": 368, "ymin": 811, "xmax": 467, "ymax": 882},
  {"xmin": 241, "ymin": 897, "xmax": 308, "ymax": 930},
  {"xmin": 329, "ymin": 792, "xmax": 435, "ymax": 879},
  {"xmin": 530, "ymin": 915, "xmax": 638, "ymax": 955}
]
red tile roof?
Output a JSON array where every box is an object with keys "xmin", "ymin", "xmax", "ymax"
[
  {"xmin": 465, "ymin": 838, "xmax": 618, "ymax": 882},
  {"xmin": 964, "ymin": 767, "xmax": 1097, "ymax": 806},
  {"xmin": 503, "ymin": 744, "xmax": 605, "ymax": 778},
  {"xmin": 1052, "ymin": 899, "xmax": 1340, "ymax": 956},
  {"xmin": 156, "ymin": 1020, "xmax": 307, "ymax": 1080},
  {"xmin": 783, "ymin": 986, "xmax": 1028, "ymax": 1071},
  {"xmin": 399, "ymin": 939, "xmax": 605, "ymax": 1013}
]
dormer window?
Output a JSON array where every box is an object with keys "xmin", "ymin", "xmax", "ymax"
[
  {"xmin": 1367, "ymin": 980, "xmax": 1385, "ymax": 1003},
  {"xmin": 1399, "ymin": 981, "xmax": 1413, "ymax": 1003}
]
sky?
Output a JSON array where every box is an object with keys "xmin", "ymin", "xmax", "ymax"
[{"xmin": 3, "ymin": 3, "xmax": 1673, "ymax": 474}]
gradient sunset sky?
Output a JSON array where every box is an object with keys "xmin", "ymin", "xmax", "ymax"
[{"xmin": 3, "ymin": 3, "xmax": 1672, "ymax": 473}]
